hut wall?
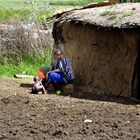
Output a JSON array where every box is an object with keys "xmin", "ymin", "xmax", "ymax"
[{"xmin": 57, "ymin": 22, "xmax": 139, "ymax": 97}]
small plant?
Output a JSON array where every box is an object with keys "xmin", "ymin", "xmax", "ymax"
[
  {"xmin": 115, "ymin": 12, "xmax": 133, "ymax": 22},
  {"xmin": 100, "ymin": 11, "xmax": 118, "ymax": 21},
  {"xmin": 121, "ymin": 12, "xmax": 133, "ymax": 18},
  {"xmin": 100, "ymin": 10, "xmax": 133, "ymax": 22},
  {"xmin": 100, "ymin": 11, "xmax": 118, "ymax": 17}
]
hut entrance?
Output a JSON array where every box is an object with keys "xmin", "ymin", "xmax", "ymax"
[{"xmin": 132, "ymin": 48, "xmax": 140, "ymax": 100}]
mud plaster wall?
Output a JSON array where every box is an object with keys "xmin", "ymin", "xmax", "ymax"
[{"xmin": 55, "ymin": 22, "xmax": 139, "ymax": 97}]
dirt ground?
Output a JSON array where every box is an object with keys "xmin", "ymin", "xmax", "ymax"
[{"xmin": 0, "ymin": 78, "xmax": 140, "ymax": 140}]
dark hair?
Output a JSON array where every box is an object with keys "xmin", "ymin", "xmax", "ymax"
[{"xmin": 53, "ymin": 49, "xmax": 62, "ymax": 55}]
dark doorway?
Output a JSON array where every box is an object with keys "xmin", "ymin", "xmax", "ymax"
[{"xmin": 132, "ymin": 46, "xmax": 140, "ymax": 100}]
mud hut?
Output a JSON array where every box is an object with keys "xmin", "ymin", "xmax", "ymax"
[{"xmin": 53, "ymin": 3, "xmax": 140, "ymax": 99}]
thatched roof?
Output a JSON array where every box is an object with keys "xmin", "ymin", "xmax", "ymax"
[{"xmin": 55, "ymin": 3, "xmax": 140, "ymax": 28}]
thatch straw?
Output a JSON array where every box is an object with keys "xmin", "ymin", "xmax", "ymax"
[{"xmin": 55, "ymin": 3, "xmax": 140, "ymax": 29}]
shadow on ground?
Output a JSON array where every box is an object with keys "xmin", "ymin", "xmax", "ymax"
[
  {"xmin": 20, "ymin": 83, "xmax": 33, "ymax": 88},
  {"xmin": 20, "ymin": 82, "xmax": 140, "ymax": 105},
  {"xmin": 63, "ymin": 91, "xmax": 140, "ymax": 105}
]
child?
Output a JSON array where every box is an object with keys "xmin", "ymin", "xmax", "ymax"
[
  {"xmin": 31, "ymin": 65, "xmax": 52, "ymax": 94},
  {"xmin": 32, "ymin": 76, "xmax": 47, "ymax": 94},
  {"xmin": 38, "ymin": 65, "xmax": 52, "ymax": 86}
]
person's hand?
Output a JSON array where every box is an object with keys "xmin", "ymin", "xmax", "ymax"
[
  {"xmin": 46, "ymin": 71, "xmax": 51, "ymax": 78},
  {"xmin": 47, "ymin": 71, "xmax": 52, "ymax": 75}
]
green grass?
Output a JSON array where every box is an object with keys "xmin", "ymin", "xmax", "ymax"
[
  {"xmin": 0, "ymin": 0, "xmax": 104, "ymax": 23},
  {"xmin": 0, "ymin": 0, "xmax": 100, "ymax": 9},
  {"xmin": 0, "ymin": 7, "xmax": 56, "ymax": 23},
  {"xmin": 0, "ymin": 63, "xmax": 34, "ymax": 78},
  {"xmin": 0, "ymin": 8, "xmax": 30, "ymax": 22},
  {"xmin": 0, "ymin": 48, "xmax": 52, "ymax": 78},
  {"xmin": 0, "ymin": 0, "xmax": 49, "ymax": 9},
  {"xmin": 100, "ymin": 10, "xmax": 133, "ymax": 22},
  {"xmin": 49, "ymin": 0, "xmax": 102, "ymax": 6}
]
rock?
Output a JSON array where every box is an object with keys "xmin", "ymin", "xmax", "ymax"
[
  {"xmin": 63, "ymin": 84, "xmax": 74, "ymax": 93},
  {"xmin": 84, "ymin": 119, "xmax": 93, "ymax": 123}
]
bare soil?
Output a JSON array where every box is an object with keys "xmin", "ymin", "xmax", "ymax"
[{"xmin": 0, "ymin": 78, "xmax": 140, "ymax": 140}]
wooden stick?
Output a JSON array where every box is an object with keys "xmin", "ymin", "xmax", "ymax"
[{"xmin": 14, "ymin": 74, "xmax": 34, "ymax": 79}]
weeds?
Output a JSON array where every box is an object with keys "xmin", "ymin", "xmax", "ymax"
[
  {"xmin": 0, "ymin": 48, "xmax": 52, "ymax": 77},
  {"xmin": 0, "ymin": 8, "xmax": 30, "ymax": 23},
  {"xmin": 100, "ymin": 10, "xmax": 133, "ymax": 22},
  {"xmin": 0, "ymin": 25, "xmax": 53, "ymax": 77},
  {"xmin": 100, "ymin": 11, "xmax": 118, "ymax": 17}
]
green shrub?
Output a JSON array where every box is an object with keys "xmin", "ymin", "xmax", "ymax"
[
  {"xmin": 0, "ymin": 48, "xmax": 52, "ymax": 77},
  {"xmin": 0, "ymin": 8, "xmax": 31, "ymax": 22}
]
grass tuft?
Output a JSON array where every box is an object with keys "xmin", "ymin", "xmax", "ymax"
[{"xmin": 0, "ymin": 48, "xmax": 52, "ymax": 77}]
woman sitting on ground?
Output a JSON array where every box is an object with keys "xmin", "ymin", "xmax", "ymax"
[{"xmin": 47, "ymin": 49, "xmax": 74, "ymax": 92}]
